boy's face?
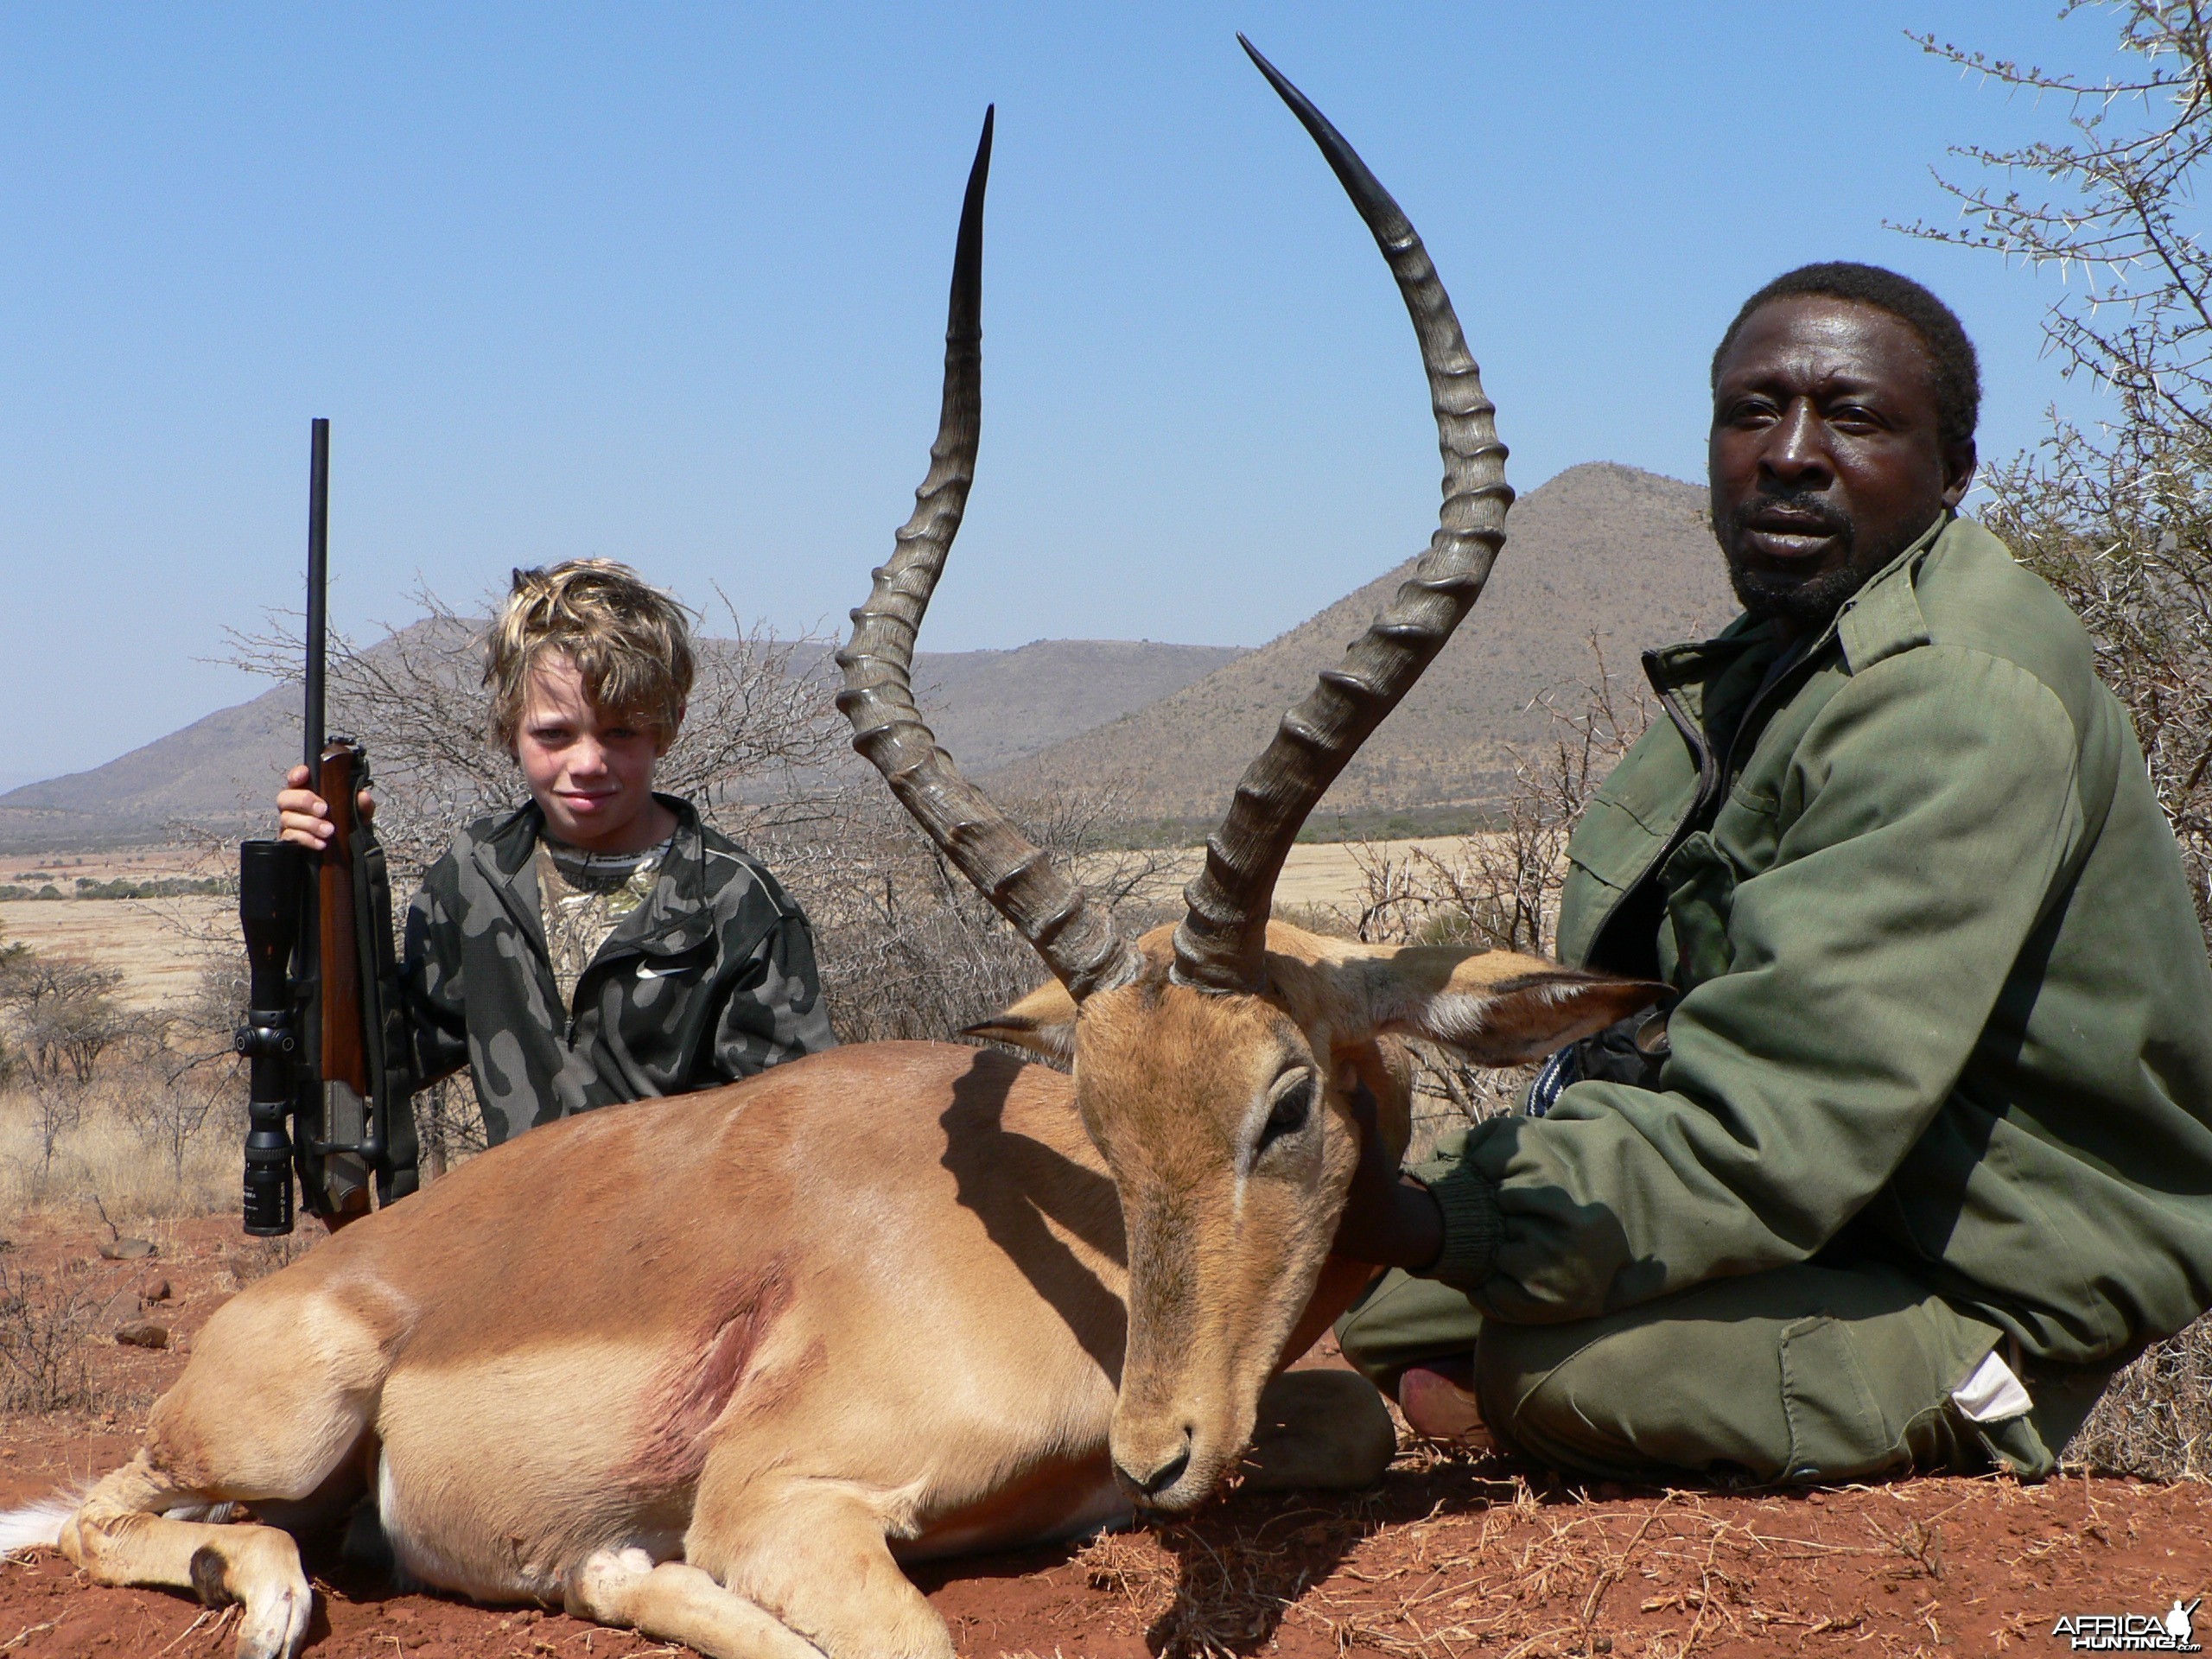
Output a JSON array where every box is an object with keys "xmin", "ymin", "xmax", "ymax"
[{"xmin": 514, "ymin": 652, "xmax": 675, "ymax": 854}]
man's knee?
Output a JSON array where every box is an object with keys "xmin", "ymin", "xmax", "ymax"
[
  {"xmin": 1471, "ymin": 1271, "xmax": 2002, "ymax": 1484},
  {"xmin": 1471, "ymin": 1308, "xmax": 1806, "ymax": 1482},
  {"xmin": 1333, "ymin": 1268, "xmax": 1481, "ymax": 1390}
]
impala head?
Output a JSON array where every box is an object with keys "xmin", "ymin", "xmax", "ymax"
[
  {"xmin": 838, "ymin": 40, "xmax": 1662, "ymax": 1511},
  {"xmin": 970, "ymin": 928, "xmax": 1656, "ymax": 1505}
]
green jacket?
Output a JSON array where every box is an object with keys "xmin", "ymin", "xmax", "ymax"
[
  {"xmin": 402, "ymin": 795, "xmax": 836, "ymax": 1145},
  {"xmin": 1419, "ymin": 515, "xmax": 2212, "ymax": 1368}
]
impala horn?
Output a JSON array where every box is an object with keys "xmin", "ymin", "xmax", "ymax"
[
  {"xmin": 836, "ymin": 109, "xmax": 1147, "ymax": 1001},
  {"xmin": 1170, "ymin": 38, "xmax": 1514, "ymax": 994}
]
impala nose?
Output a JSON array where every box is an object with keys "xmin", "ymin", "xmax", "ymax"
[{"xmin": 1113, "ymin": 1432, "xmax": 1192, "ymax": 1502}]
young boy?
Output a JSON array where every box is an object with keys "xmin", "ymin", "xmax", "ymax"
[{"xmin": 277, "ymin": 559, "xmax": 836, "ymax": 1150}]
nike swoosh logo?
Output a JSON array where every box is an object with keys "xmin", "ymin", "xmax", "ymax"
[{"xmin": 634, "ymin": 963, "xmax": 686, "ymax": 980}]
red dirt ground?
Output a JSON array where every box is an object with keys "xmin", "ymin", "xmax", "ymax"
[{"xmin": 0, "ymin": 1215, "xmax": 2206, "ymax": 1658}]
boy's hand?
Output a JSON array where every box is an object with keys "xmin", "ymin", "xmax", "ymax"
[
  {"xmin": 276, "ymin": 763, "xmax": 377, "ymax": 851},
  {"xmin": 1331, "ymin": 1077, "xmax": 1446, "ymax": 1271}
]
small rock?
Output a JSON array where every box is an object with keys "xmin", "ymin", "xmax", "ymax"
[
  {"xmin": 136, "ymin": 1275, "xmax": 172, "ymax": 1305},
  {"xmin": 114, "ymin": 1321, "xmax": 169, "ymax": 1350},
  {"xmin": 99, "ymin": 1237, "xmax": 156, "ymax": 1262}
]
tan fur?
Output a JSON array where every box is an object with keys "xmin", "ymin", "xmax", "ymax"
[{"xmin": 35, "ymin": 922, "xmax": 1659, "ymax": 1659}]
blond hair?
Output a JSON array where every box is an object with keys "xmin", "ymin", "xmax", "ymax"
[{"xmin": 485, "ymin": 560, "xmax": 696, "ymax": 750}]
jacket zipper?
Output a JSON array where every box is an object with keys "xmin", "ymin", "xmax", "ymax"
[{"xmin": 1580, "ymin": 641, "xmax": 1810, "ymax": 969}]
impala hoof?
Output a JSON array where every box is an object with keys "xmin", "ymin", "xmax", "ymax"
[
  {"xmin": 234, "ymin": 1575, "xmax": 312, "ymax": 1659},
  {"xmin": 565, "ymin": 1546, "xmax": 657, "ymax": 1623}
]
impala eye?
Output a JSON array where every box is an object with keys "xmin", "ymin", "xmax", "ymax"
[{"xmin": 1258, "ymin": 1075, "xmax": 1314, "ymax": 1153}]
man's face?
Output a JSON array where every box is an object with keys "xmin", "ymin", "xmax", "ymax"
[
  {"xmin": 512, "ymin": 652, "xmax": 674, "ymax": 853},
  {"xmin": 1708, "ymin": 296, "xmax": 1974, "ymax": 633}
]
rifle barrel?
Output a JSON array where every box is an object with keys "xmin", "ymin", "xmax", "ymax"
[{"xmin": 303, "ymin": 418, "xmax": 329, "ymax": 768}]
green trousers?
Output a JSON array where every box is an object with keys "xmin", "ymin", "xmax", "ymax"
[{"xmin": 1335, "ymin": 1262, "xmax": 2102, "ymax": 1484}]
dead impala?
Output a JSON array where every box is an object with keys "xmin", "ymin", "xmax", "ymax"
[{"xmin": 1, "ymin": 41, "xmax": 1657, "ymax": 1659}]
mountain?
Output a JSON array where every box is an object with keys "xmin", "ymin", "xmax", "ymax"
[
  {"xmin": 0, "ymin": 685, "xmax": 302, "ymax": 851},
  {"xmin": 989, "ymin": 462, "xmax": 1737, "ymax": 823},
  {"xmin": 895, "ymin": 641, "xmax": 1248, "ymax": 772},
  {"xmin": 2, "ymin": 461, "xmax": 1733, "ymax": 852},
  {"xmin": 0, "ymin": 639, "xmax": 1246, "ymax": 853}
]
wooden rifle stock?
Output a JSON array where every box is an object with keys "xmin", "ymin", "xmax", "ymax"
[{"xmin": 314, "ymin": 739, "xmax": 374, "ymax": 1226}]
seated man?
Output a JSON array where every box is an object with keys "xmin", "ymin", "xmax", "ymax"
[{"xmin": 1332, "ymin": 263, "xmax": 2212, "ymax": 1484}]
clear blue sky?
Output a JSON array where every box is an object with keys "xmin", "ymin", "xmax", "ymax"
[{"xmin": 0, "ymin": 3, "xmax": 2132, "ymax": 789}]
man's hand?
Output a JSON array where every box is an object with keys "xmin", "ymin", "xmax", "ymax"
[
  {"xmin": 276, "ymin": 763, "xmax": 376, "ymax": 851},
  {"xmin": 1331, "ymin": 1078, "xmax": 1446, "ymax": 1271}
]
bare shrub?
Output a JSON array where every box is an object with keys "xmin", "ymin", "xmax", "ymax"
[
  {"xmin": 1903, "ymin": 3, "xmax": 2212, "ymax": 944},
  {"xmin": 1904, "ymin": 0, "xmax": 2212, "ymax": 1484},
  {"xmin": 124, "ymin": 1071, "xmax": 236, "ymax": 1185},
  {"xmin": 1316, "ymin": 646, "xmax": 1649, "ymax": 1156},
  {"xmin": 0, "ymin": 953, "xmax": 130, "ymax": 1085},
  {"xmin": 22, "ymin": 1078, "xmax": 81, "ymax": 1177},
  {"xmin": 756, "ymin": 780, "xmax": 1174, "ymax": 1050},
  {"xmin": 0, "ymin": 1260, "xmax": 101, "ymax": 1414},
  {"xmin": 0, "ymin": 1068, "xmax": 243, "ymax": 1222}
]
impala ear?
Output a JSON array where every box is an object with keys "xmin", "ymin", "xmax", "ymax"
[
  {"xmin": 963, "ymin": 979, "xmax": 1079, "ymax": 1065},
  {"xmin": 1370, "ymin": 950, "xmax": 1669, "ymax": 1067}
]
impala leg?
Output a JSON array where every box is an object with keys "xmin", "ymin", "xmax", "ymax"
[
  {"xmin": 691, "ymin": 1484, "xmax": 953, "ymax": 1659},
  {"xmin": 566, "ymin": 1548, "xmax": 825, "ymax": 1659},
  {"xmin": 60, "ymin": 1451, "xmax": 313, "ymax": 1659},
  {"xmin": 59, "ymin": 1278, "xmax": 392, "ymax": 1659},
  {"xmin": 1239, "ymin": 1369, "xmax": 1399, "ymax": 1491}
]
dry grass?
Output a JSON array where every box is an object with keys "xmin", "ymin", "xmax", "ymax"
[
  {"xmin": 0, "ymin": 899, "xmax": 231, "ymax": 1012},
  {"xmin": 2064, "ymin": 1313, "xmax": 2212, "ymax": 1481},
  {"xmin": 1051, "ymin": 1448, "xmax": 2171, "ymax": 1659},
  {"xmin": 0, "ymin": 1065, "xmax": 242, "ymax": 1224}
]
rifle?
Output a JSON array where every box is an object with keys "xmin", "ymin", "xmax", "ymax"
[{"xmin": 238, "ymin": 419, "xmax": 417, "ymax": 1236}]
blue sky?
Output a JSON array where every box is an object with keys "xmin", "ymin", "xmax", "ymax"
[{"xmin": 0, "ymin": 3, "xmax": 2136, "ymax": 789}]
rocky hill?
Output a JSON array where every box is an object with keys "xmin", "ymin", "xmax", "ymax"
[
  {"xmin": 989, "ymin": 461, "xmax": 1736, "ymax": 824},
  {"xmin": 0, "ymin": 639, "xmax": 1246, "ymax": 853},
  {"xmin": 3, "ymin": 461, "xmax": 1735, "ymax": 852}
]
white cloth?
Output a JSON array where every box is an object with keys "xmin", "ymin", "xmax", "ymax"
[{"xmin": 1951, "ymin": 1347, "xmax": 2034, "ymax": 1423}]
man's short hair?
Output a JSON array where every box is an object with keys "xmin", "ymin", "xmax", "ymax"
[
  {"xmin": 486, "ymin": 559, "xmax": 696, "ymax": 751},
  {"xmin": 1710, "ymin": 262, "xmax": 1981, "ymax": 450}
]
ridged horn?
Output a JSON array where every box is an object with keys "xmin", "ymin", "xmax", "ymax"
[
  {"xmin": 1170, "ymin": 39, "xmax": 1514, "ymax": 994},
  {"xmin": 836, "ymin": 109, "xmax": 1145, "ymax": 1002}
]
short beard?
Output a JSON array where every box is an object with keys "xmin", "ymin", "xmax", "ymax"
[{"xmin": 1720, "ymin": 492, "xmax": 1876, "ymax": 632}]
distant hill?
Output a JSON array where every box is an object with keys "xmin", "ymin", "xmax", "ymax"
[
  {"xmin": 990, "ymin": 462, "xmax": 1736, "ymax": 823},
  {"xmin": 867, "ymin": 640, "xmax": 1248, "ymax": 773},
  {"xmin": 3, "ymin": 461, "xmax": 1734, "ymax": 853},
  {"xmin": 0, "ymin": 685, "xmax": 302, "ymax": 852},
  {"xmin": 0, "ymin": 638, "xmax": 1246, "ymax": 853}
]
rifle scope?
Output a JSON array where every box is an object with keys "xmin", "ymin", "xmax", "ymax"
[{"xmin": 236, "ymin": 837, "xmax": 305, "ymax": 1236}]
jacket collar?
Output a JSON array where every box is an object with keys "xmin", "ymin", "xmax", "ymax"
[
  {"xmin": 1646, "ymin": 510, "xmax": 1951, "ymax": 701},
  {"xmin": 469, "ymin": 793, "xmax": 716, "ymax": 960}
]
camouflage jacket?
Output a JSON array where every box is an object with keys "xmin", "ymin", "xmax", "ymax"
[{"xmin": 402, "ymin": 795, "xmax": 836, "ymax": 1144}]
